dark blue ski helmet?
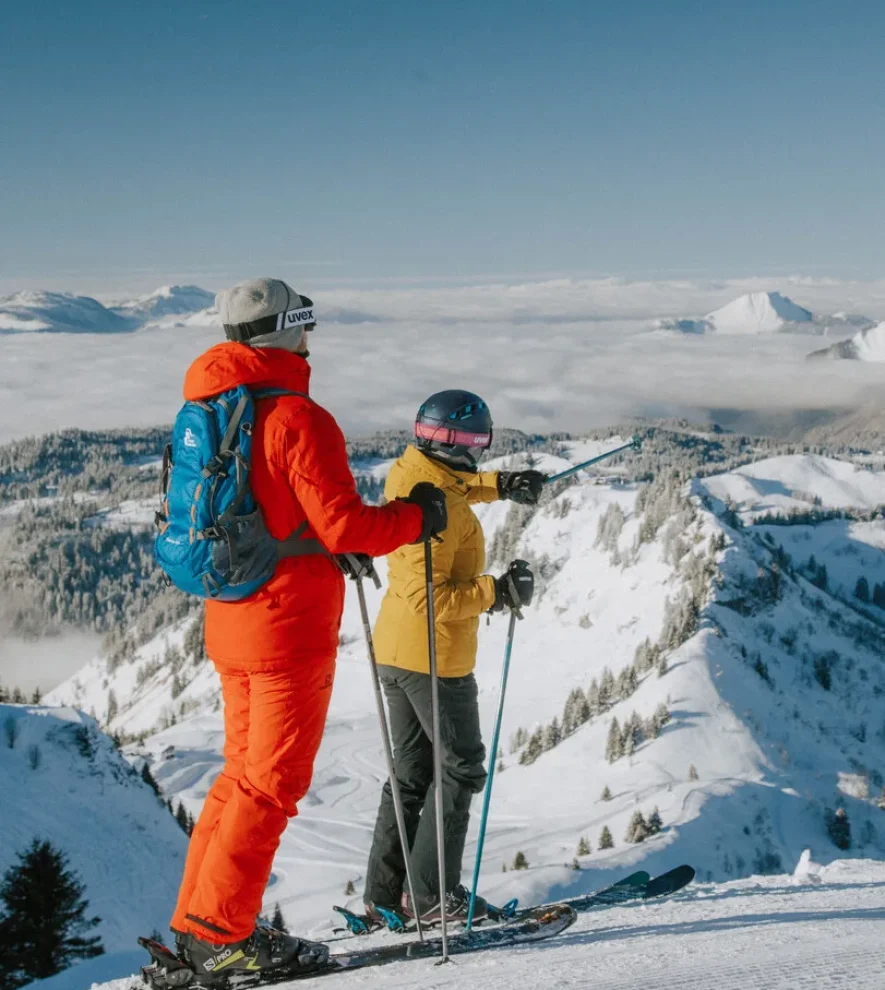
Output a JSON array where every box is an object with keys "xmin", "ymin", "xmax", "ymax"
[{"xmin": 415, "ymin": 390, "xmax": 493, "ymax": 471}]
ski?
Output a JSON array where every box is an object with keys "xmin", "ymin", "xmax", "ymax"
[
  {"xmin": 136, "ymin": 904, "xmax": 576, "ymax": 987},
  {"xmin": 499, "ymin": 864, "xmax": 694, "ymax": 923},
  {"xmin": 328, "ymin": 865, "xmax": 692, "ymax": 942}
]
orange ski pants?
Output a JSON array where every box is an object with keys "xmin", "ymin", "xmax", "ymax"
[{"xmin": 171, "ymin": 658, "xmax": 335, "ymax": 942}]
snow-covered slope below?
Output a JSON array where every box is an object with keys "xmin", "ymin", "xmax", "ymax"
[
  {"xmin": 0, "ymin": 705, "xmax": 186, "ymax": 955},
  {"xmin": 72, "ymin": 860, "xmax": 885, "ymax": 990},
  {"xmin": 44, "ymin": 447, "xmax": 885, "ymax": 973},
  {"xmin": 109, "ymin": 285, "xmax": 215, "ymax": 324},
  {"xmin": 808, "ymin": 321, "xmax": 885, "ymax": 362},
  {"xmin": 696, "ymin": 453, "xmax": 885, "ymax": 521},
  {"xmin": 0, "ymin": 291, "xmax": 139, "ymax": 334}
]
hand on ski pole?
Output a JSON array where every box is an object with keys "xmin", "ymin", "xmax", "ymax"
[
  {"xmin": 401, "ymin": 482, "xmax": 448, "ymax": 542},
  {"xmin": 497, "ymin": 470, "xmax": 546, "ymax": 505},
  {"xmin": 491, "ymin": 559, "xmax": 534, "ymax": 617},
  {"xmin": 337, "ymin": 553, "xmax": 382, "ymax": 588}
]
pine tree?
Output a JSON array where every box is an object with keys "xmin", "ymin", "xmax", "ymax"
[
  {"xmin": 512, "ymin": 851, "xmax": 529, "ymax": 870},
  {"xmin": 598, "ymin": 826, "xmax": 614, "ymax": 850},
  {"xmin": 345, "ymin": 880, "xmax": 356, "ymax": 897},
  {"xmin": 855, "ymin": 576, "xmax": 871, "ymax": 603},
  {"xmin": 542, "ymin": 717, "xmax": 562, "ymax": 752},
  {"xmin": 625, "ymin": 811, "xmax": 650, "ymax": 844},
  {"xmin": 647, "ymin": 807, "xmax": 663, "ymax": 835},
  {"xmin": 140, "ymin": 762, "xmax": 160, "ymax": 796},
  {"xmin": 270, "ymin": 903, "xmax": 288, "ymax": 932},
  {"xmin": 606, "ymin": 718, "xmax": 623, "ymax": 763},
  {"xmin": 600, "ymin": 785, "xmax": 612, "ymax": 801},
  {"xmin": 688, "ymin": 764, "xmax": 699, "ymax": 781},
  {"xmin": 827, "ymin": 808, "xmax": 851, "ymax": 851},
  {"xmin": 519, "ymin": 728, "xmax": 544, "ymax": 766},
  {"xmin": 30, "ymin": 687, "xmax": 42, "ymax": 705},
  {"xmin": 571, "ymin": 858, "xmax": 581, "ymax": 871},
  {"xmin": 175, "ymin": 802, "xmax": 190, "ymax": 835},
  {"xmin": 576, "ymin": 836, "xmax": 591, "ymax": 856},
  {"xmin": 0, "ymin": 839, "xmax": 103, "ymax": 987}
]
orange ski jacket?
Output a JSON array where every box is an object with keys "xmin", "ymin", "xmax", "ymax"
[{"xmin": 182, "ymin": 343, "xmax": 423, "ymax": 672}]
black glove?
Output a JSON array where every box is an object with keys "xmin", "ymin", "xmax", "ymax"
[
  {"xmin": 336, "ymin": 553, "xmax": 381, "ymax": 588},
  {"xmin": 492, "ymin": 559, "xmax": 534, "ymax": 612},
  {"xmin": 400, "ymin": 482, "xmax": 448, "ymax": 542},
  {"xmin": 497, "ymin": 470, "xmax": 546, "ymax": 506}
]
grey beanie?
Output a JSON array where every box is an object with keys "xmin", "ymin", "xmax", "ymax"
[{"xmin": 216, "ymin": 277, "xmax": 316, "ymax": 351}]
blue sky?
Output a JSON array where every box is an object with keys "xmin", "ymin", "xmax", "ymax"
[{"xmin": 1, "ymin": 0, "xmax": 884, "ymax": 292}]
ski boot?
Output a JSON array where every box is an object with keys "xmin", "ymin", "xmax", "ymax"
[
  {"xmin": 404, "ymin": 884, "xmax": 489, "ymax": 926},
  {"xmin": 138, "ymin": 936, "xmax": 195, "ymax": 989},
  {"xmin": 174, "ymin": 926, "xmax": 330, "ymax": 985}
]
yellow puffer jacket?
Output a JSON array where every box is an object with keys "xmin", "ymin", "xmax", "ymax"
[{"xmin": 374, "ymin": 445, "xmax": 500, "ymax": 677}]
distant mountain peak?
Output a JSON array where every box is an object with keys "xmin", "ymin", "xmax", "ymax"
[{"xmin": 704, "ymin": 291, "xmax": 813, "ymax": 334}]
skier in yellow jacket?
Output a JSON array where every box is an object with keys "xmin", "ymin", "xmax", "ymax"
[{"xmin": 364, "ymin": 390, "xmax": 542, "ymax": 924}]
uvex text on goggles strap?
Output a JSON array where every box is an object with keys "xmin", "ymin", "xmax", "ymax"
[
  {"xmin": 224, "ymin": 296, "xmax": 316, "ymax": 343},
  {"xmin": 415, "ymin": 422, "xmax": 492, "ymax": 448}
]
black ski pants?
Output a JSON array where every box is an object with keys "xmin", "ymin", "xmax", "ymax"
[{"xmin": 364, "ymin": 666, "xmax": 487, "ymax": 912}]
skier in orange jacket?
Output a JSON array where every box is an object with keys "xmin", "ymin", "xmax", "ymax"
[{"xmin": 169, "ymin": 278, "xmax": 447, "ymax": 980}]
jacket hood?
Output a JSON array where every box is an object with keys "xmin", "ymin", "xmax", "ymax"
[{"xmin": 183, "ymin": 343, "xmax": 311, "ymax": 400}]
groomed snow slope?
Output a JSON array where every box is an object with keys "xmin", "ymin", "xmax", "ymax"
[
  {"xmin": 0, "ymin": 706, "xmax": 187, "ymax": 956},
  {"xmin": 66, "ymin": 860, "xmax": 885, "ymax": 990}
]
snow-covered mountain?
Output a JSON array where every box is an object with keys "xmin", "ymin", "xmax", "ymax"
[
  {"xmin": 656, "ymin": 292, "xmax": 817, "ymax": 336},
  {"xmin": 0, "ymin": 286, "xmax": 217, "ymax": 334},
  {"xmin": 0, "ymin": 705, "xmax": 186, "ymax": 974},
  {"xmin": 808, "ymin": 321, "xmax": 885, "ymax": 362},
  {"xmin": 0, "ymin": 291, "xmax": 139, "ymax": 334},
  {"xmin": 109, "ymin": 285, "xmax": 215, "ymax": 324},
  {"xmin": 42, "ymin": 439, "xmax": 885, "ymax": 971}
]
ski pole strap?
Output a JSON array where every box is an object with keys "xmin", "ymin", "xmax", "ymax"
[
  {"xmin": 339, "ymin": 553, "xmax": 382, "ymax": 588},
  {"xmin": 506, "ymin": 573, "xmax": 524, "ymax": 620}
]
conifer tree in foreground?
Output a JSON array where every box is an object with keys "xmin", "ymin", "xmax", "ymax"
[
  {"xmin": 0, "ymin": 839, "xmax": 103, "ymax": 988},
  {"xmin": 270, "ymin": 903, "xmax": 288, "ymax": 932},
  {"xmin": 599, "ymin": 825, "xmax": 614, "ymax": 849}
]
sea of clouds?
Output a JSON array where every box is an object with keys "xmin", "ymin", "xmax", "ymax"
[{"xmin": 2, "ymin": 274, "xmax": 885, "ymax": 444}]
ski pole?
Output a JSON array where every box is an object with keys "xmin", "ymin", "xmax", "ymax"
[
  {"xmin": 545, "ymin": 435, "xmax": 642, "ymax": 486},
  {"xmin": 466, "ymin": 599, "xmax": 521, "ymax": 931},
  {"xmin": 424, "ymin": 537, "xmax": 449, "ymax": 963},
  {"xmin": 346, "ymin": 556, "xmax": 425, "ymax": 943}
]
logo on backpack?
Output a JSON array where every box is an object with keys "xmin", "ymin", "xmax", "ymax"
[{"xmin": 154, "ymin": 385, "xmax": 327, "ymax": 600}]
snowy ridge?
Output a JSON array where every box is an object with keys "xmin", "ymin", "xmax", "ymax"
[
  {"xmin": 0, "ymin": 291, "xmax": 139, "ymax": 334},
  {"xmin": 109, "ymin": 285, "xmax": 215, "ymax": 324},
  {"xmin": 697, "ymin": 453, "xmax": 885, "ymax": 521},
  {"xmin": 0, "ymin": 705, "xmax": 186, "ymax": 962},
  {"xmin": 808, "ymin": 321, "xmax": 885, "ymax": 362},
  {"xmin": 0, "ymin": 285, "xmax": 216, "ymax": 334}
]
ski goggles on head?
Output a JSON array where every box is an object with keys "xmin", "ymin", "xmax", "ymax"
[
  {"xmin": 414, "ymin": 422, "xmax": 493, "ymax": 449},
  {"xmin": 224, "ymin": 295, "xmax": 317, "ymax": 343}
]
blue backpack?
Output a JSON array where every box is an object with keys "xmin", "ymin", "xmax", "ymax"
[{"xmin": 154, "ymin": 384, "xmax": 327, "ymax": 600}]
